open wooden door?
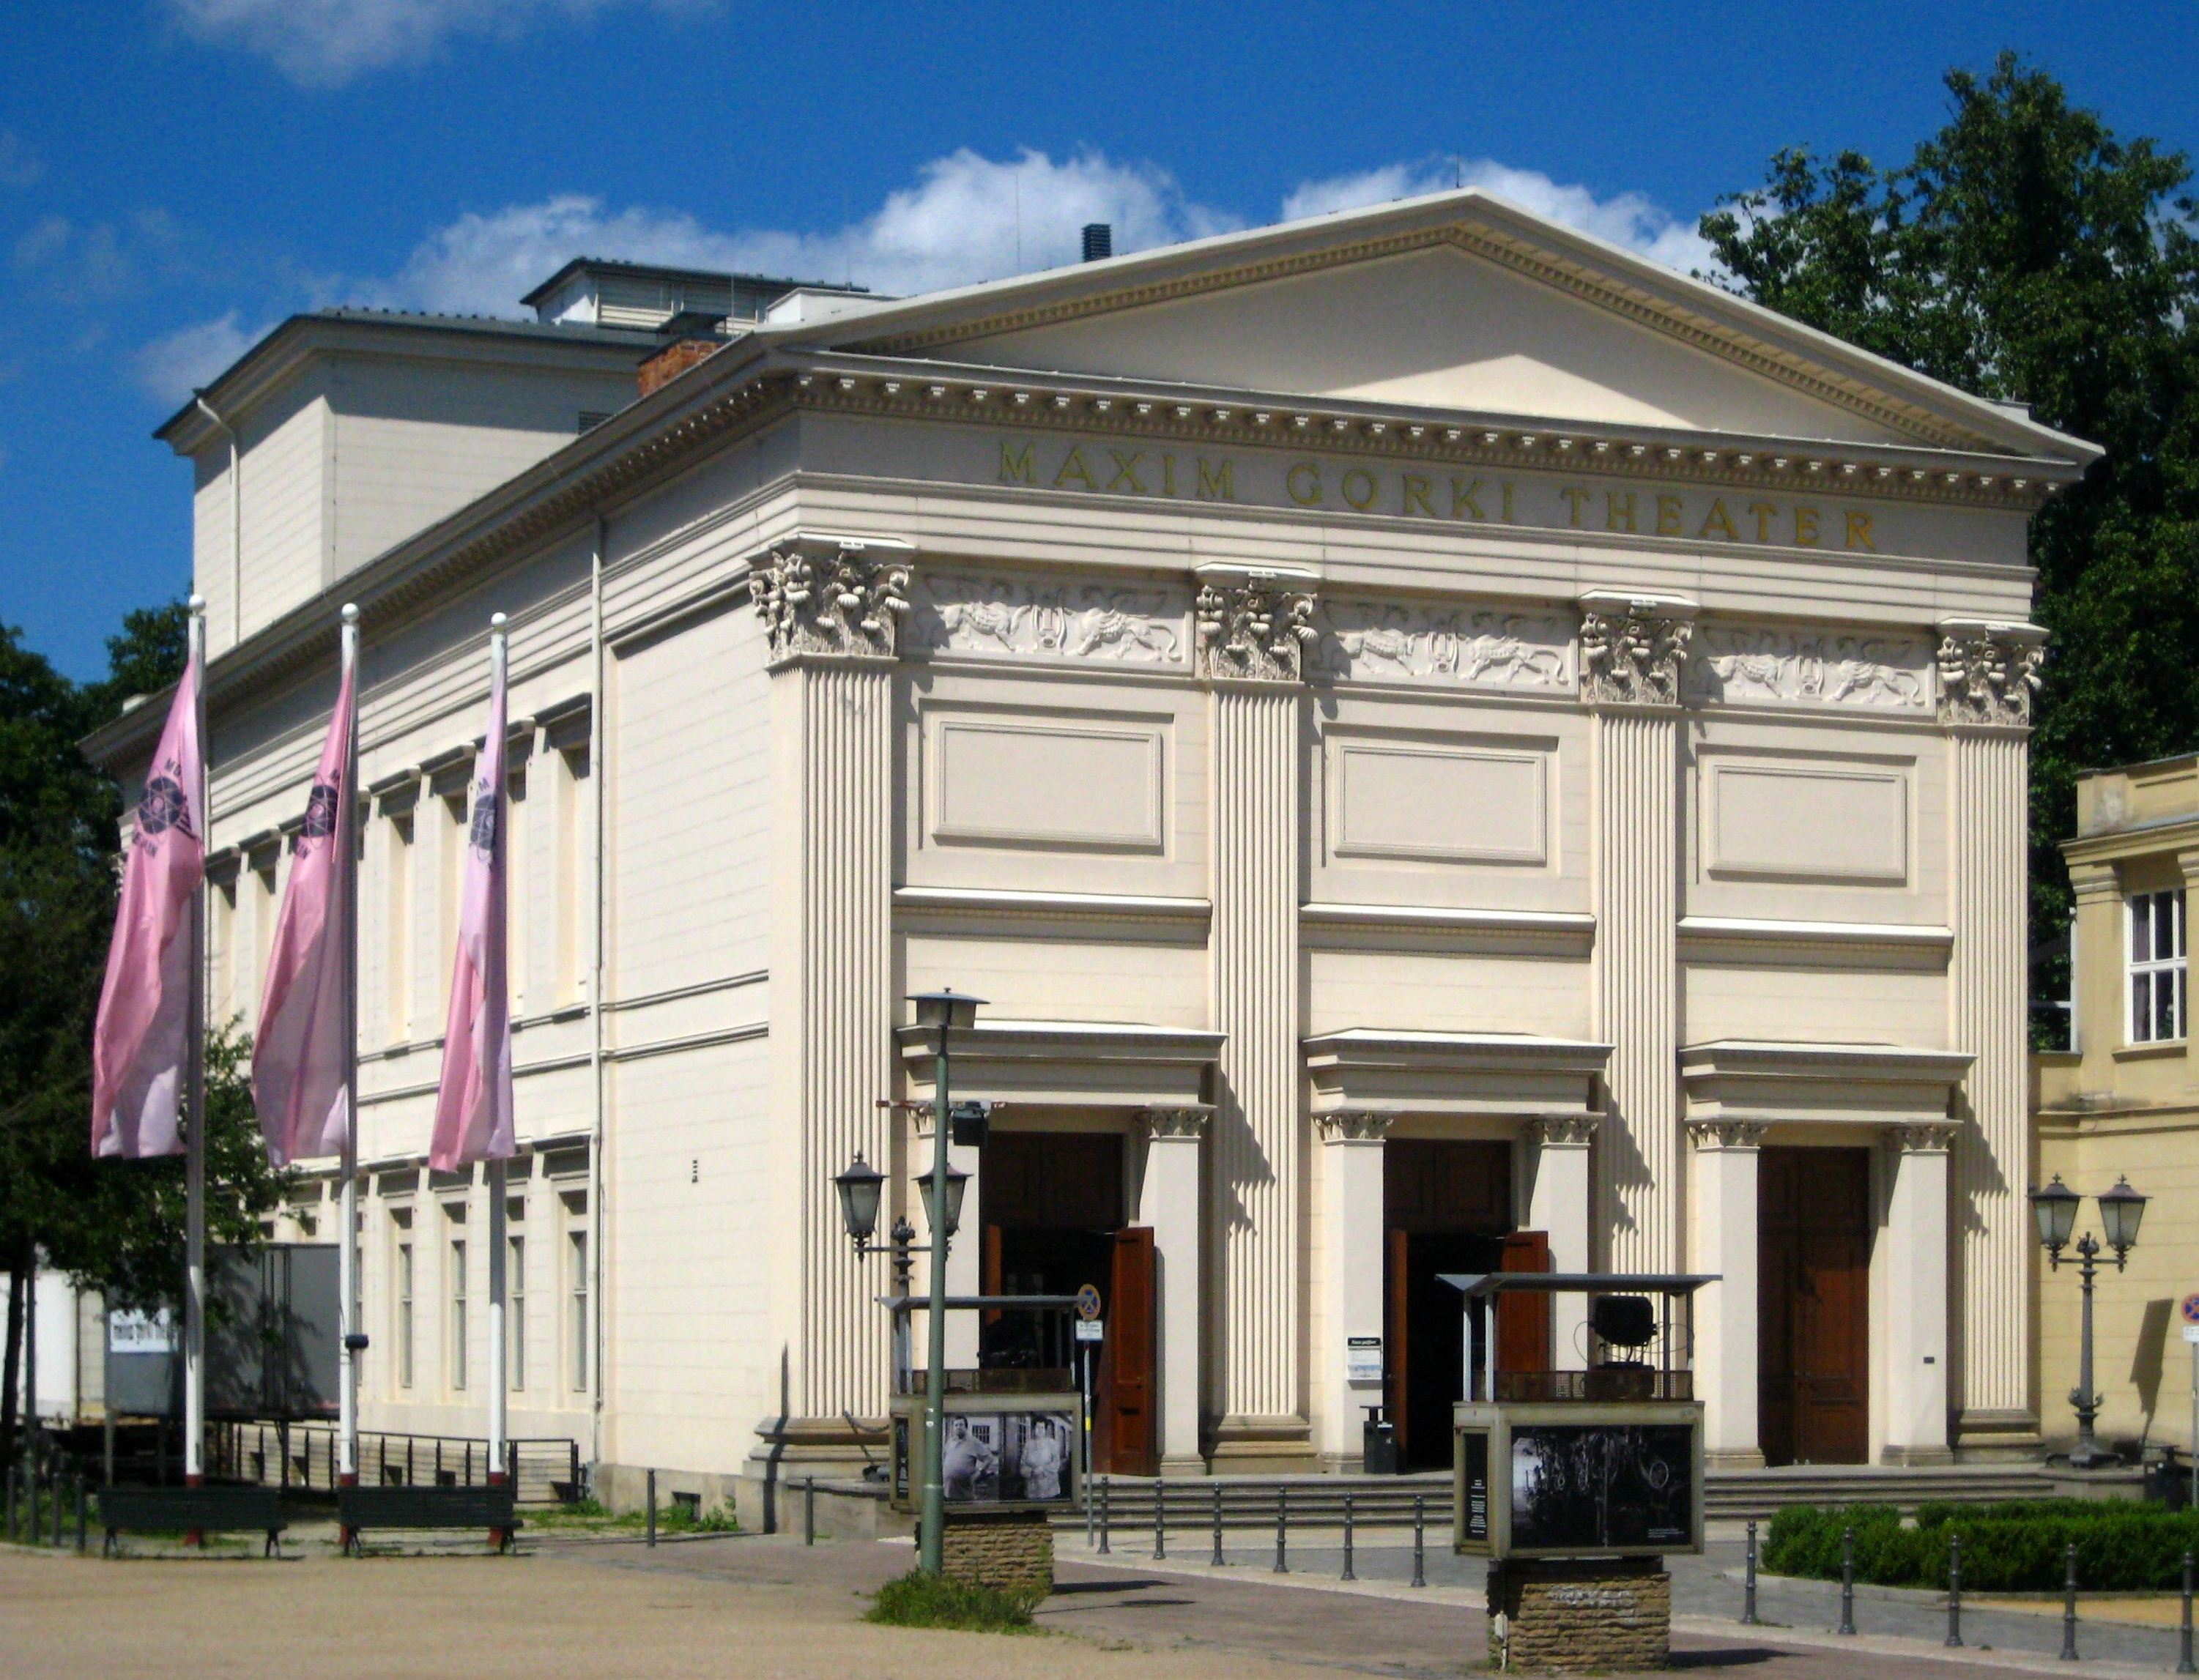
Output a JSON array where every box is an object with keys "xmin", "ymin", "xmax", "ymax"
[
  {"xmin": 1496, "ymin": 1230, "xmax": 1551, "ymax": 1379},
  {"xmin": 1094, "ymin": 1227, "xmax": 1156, "ymax": 1476},
  {"xmin": 1385, "ymin": 1228, "xmax": 1411, "ymax": 1460}
]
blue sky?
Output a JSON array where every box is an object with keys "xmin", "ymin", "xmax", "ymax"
[{"xmin": 1, "ymin": 1, "xmax": 2192, "ymax": 680}]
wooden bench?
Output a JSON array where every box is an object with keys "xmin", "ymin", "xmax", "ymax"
[
  {"xmin": 99, "ymin": 1485, "xmax": 288, "ymax": 1556},
  {"xmin": 337, "ymin": 1484, "xmax": 520, "ymax": 1553}
]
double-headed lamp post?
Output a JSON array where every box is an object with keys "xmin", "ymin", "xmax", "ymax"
[
  {"xmin": 2030, "ymin": 1172, "xmax": 2148, "ymax": 1468},
  {"xmin": 832, "ymin": 988, "xmax": 982, "ymax": 1576}
]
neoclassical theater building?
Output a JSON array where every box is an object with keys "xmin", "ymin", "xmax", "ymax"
[{"xmin": 89, "ymin": 189, "xmax": 2094, "ymax": 1506}]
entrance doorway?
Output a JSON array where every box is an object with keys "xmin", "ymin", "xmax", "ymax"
[
  {"xmin": 978, "ymin": 1131, "xmax": 1156, "ymax": 1475},
  {"xmin": 1758, "ymin": 1146, "xmax": 1872, "ymax": 1467},
  {"xmin": 1383, "ymin": 1140, "xmax": 1529, "ymax": 1470}
]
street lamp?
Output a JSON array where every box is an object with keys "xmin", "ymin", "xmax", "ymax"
[
  {"xmin": 833, "ymin": 989, "xmax": 984, "ymax": 1575},
  {"xmin": 915, "ymin": 1156, "xmax": 968, "ymax": 1240},
  {"xmin": 2031, "ymin": 1173, "xmax": 2149, "ymax": 1468}
]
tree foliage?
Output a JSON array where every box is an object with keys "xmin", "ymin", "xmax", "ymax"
[{"xmin": 1702, "ymin": 54, "xmax": 2199, "ymax": 997}]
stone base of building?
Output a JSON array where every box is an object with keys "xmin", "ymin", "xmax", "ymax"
[
  {"xmin": 1953, "ymin": 1408, "xmax": 2044, "ymax": 1462},
  {"xmin": 737, "ymin": 1414, "xmax": 893, "ymax": 1533},
  {"xmin": 1206, "ymin": 1416, "xmax": 1319, "ymax": 1475},
  {"xmin": 592, "ymin": 1462, "xmax": 743, "ymax": 1523},
  {"xmin": 935, "ymin": 1509, "xmax": 1054, "ymax": 1594},
  {"xmin": 1879, "ymin": 1443, "xmax": 1957, "ymax": 1467},
  {"xmin": 1704, "ymin": 1447, "xmax": 1766, "ymax": 1471},
  {"xmin": 1487, "ymin": 1557, "xmax": 1670, "ymax": 1673}
]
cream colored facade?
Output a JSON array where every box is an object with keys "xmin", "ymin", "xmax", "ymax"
[
  {"xmin": 2036, "ymin": 757, "xmax": 2199, "ymax": 1457},
  {"xmin": 94, "ymin": 190, "xmax": 2097, "ymax": 1505}
]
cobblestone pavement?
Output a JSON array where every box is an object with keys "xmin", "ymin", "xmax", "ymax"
[{"xmin": 3, "ymin": 1530, "xmax": 2184, "ymax": 1679}]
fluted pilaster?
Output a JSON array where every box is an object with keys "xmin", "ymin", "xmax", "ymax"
[
  {"xmin": 1948, "ymin": 721, "xmax": 2032, "ymax": 1435},
  {"xmin": 1584, "ymin": 593, "xmax": 1689, "ymax": 1276},
  {"xmin": 1207, "ymin": 581, "xmax": 1308, "ymax": 1436}
]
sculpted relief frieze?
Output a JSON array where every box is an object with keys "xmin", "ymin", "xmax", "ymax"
[
  {"xmin": 914, "ymin": 572, "xmax": 1188, "ymax": 665},
  {"xmin": 1311, "ymin": 599, "xmax": 1576, "ymax": 691},
  {"xmin": 1689, "ymin": 624, "xmax": 1932, "ymax": 712}
]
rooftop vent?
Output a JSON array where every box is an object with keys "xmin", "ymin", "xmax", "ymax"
[{"xmin": 1081, "ymin": 223, "xmax": 1113, "ymax": 263}]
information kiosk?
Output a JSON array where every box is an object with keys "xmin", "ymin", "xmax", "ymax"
[{"xmin": 1448, "ymin": 1272, "xmax": 1713, "ymax": 1673}]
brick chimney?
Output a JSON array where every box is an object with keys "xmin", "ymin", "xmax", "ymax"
[{"xmin": 638, "ymin": 335, "xmax": 724, "ymax": 397}]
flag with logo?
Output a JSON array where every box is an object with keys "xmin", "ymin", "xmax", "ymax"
[
  {"xmin": 90, "ymin": 653, "xmax": 205, "ymax": 1158},
  {"xmin": 428, "ymin": 642, "xmax": 514, "ymax": 1169},
  {"xmin": 253, "ymin": 654, "xmax": 356, "ymax": 1167}
]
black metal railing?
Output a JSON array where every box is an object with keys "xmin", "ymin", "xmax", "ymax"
[{"xmin": 208, "ymin": 1421, "xmax": 580, "ymax": 1506}]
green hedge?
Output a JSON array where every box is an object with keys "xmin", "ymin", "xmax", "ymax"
[{"xmin": 1763, "ymin": 1501, "xmax": 2199, "ymax": 1592}]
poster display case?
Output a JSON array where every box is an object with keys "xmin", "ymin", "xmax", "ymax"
[{"xmin": 889, "ymin": 1381, "xmax": 1083, "ymax": 1512}]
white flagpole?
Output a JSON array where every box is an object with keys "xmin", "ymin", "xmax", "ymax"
[
  {"xmin": 183, "ymin": 597, "xmax": 208, "ymax": 1487},
  {"xmin": 338, "ymin": 603, "xmax": 361, "ymax": 1487},
  {"xmin": 486, "ymin": 614, "xmax": 509, "ymax": 1485}
]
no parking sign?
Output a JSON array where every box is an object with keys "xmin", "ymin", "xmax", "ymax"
[{"xmin": 2183, "ymin": 1294, "xmax": 2199, "ymax": 1345}]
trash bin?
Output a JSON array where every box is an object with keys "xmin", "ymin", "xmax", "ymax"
[{"xmin": 1361, "ymin": 1407, "xmax": 1398, "ymax": 1475}]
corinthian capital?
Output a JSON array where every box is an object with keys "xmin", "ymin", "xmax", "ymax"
[
  {"xmin": 749, "ymin": 534, "xmax": 914, "ymax": 666},
  {"xmin": 1936, "ymin": 620, "xmax": 2045, "ymax": 728},
  {"xmin": 1194, "ymin": 571, "xmax": 1319, "ymax": 683},
  {"xmin": 1316, "ymin": 1110, "xmax": 1393, "ymax": 1143},
  {"xmin": 1579, "ymin": 592, "xmax": 1695, "ymax": 707}
]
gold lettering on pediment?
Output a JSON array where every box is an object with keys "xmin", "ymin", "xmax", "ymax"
[
  {"xmin": 1055, "ymin": 447, "xmax": 1098, "ymax": 490},
  {"xmin": 1606, "ymin": 491, "xmax": 1637, "ymax": 533},
  {"xmin": 1105, "ymin": 450, "xmax": 1147, "ymax": 494},
  {"xmin": 1794, "ymin": 505, "xmax": 1820, "ymax": 547},
  {"xmin": 1655, "ymin": 494, "xmax": 1684, "ymax": 537},
  {"xmin": 1401, "ymin": 473, "xmax": 1435, "ymax": 517},
  {"xmin": 1341, "ymin": 469, "xmax": 1378, "ymax": 511},
  {"xmin": 1700, "ymin": 499, "xmax": 1738, "ymax": 541},
  {"xmin": 1845, "ymin": 510, "xmax": 1874, "ymax": 551},
  {"xmin": 1560, "ymin": 486, "xmax": 1592, "ymax": 528},
  {"xmin": 1288, "ymin": 462, "xmax": 1321, "ymax": 505},
  {"xmin": 1000, "ymin": 441, "xmax": 1036, "ymax": 484},
  {"xmin": 1198, "ymin": 459, "xmax": 1235, "ymax": 501},
  {"xmin": 1451, "ymin": 478, "xmax": 1485, "ymax": 520}
]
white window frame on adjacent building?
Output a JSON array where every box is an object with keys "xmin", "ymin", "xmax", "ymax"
[
  {"xmin": 508, "ymin": 1231, "xmax": 526, "ymax": 1393},
  {"xmin": 396, "ymin": 1238, "xmax": 415, "ymax": 1390},
  {"xmin": 449, "ymin": 1235, "xmax": 470, "ymax": 1392},
  {"xmin": 2128, "ymin": 888, "xmax": 2187, "ymax": 1044}
]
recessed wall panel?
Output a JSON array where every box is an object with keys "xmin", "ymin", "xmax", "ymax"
[
  {"xmin": 1705, "ymin": 759, "xmax": 1907, "ymax": 885},
  {"xmin": 1332, "ymin": 740, "xmax": 1546, "ymax": 865},
  {"xmin": 928, "ymin": 713, "xmax": 1166, "ymax": 852}
]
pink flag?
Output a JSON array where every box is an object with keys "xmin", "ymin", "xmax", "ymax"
[
  {"xmin": 428, "ymin": 639, "xmax": 514, "ymax": 1170},
  {"xmin": 253, "ymin": 653, "xmax": 356, "ymax": 1167},
  {"xmin": 90, "ymin": 655, "xmax": 205, "ymax": 1159}
]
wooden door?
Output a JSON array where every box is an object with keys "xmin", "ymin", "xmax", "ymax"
[
  {"xmin": 1095, "ymin": 1227, "xmax": 1156, "ymax": 1476},
  {"xmin": 1496, "ymin": 1229, "xmax": 1552, "ymax": 1378},
  {"xmin": 1759, "ymin": 1148, "xmax": 1871, "ymax": 1466},
  {"xmin": 1386, "ymin": 1227, "xmax": 1412, "ymax": 1459}
]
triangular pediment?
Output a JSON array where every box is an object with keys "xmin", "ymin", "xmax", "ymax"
[
  {"xmin": 810, "ymin": 194, "xmax": 2093, "ymax": 462},
  {"xmin": 931, "ymin": 242, "xmax": 1911, "ymax": 444}
]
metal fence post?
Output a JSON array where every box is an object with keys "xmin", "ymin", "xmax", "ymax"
[
  {"xmin": 52, "ymin": 1459, "xmax": 64, "ymax": 1547},
  {"xmin": 1340, "ymin": 1492, "xmax": 1355, "ymax": 1581},
  {"xmin": 1211, "ymin": 1484, "xmax": 1224, "ymax": 1566},
  {"xmin": 1946, "ymin": 1532, "xmax": 1962, "ymax": 1648},
  {"xmin": 1154, "ymin": 1482, "xmax": 1165, "ymax": 1560},
  {"xmin": 1273, "ymin": 1486, "xmax": 1288, "ymax": 1573},
  {"xmin": 1412, "ymin": 1495, "xmax": 1425, "ymax": 1588},
  {"xmin": 1098, "ymin": 1477, "xmax": 1110, "ymax": 1555},
  {"xmin": 1743, "ymin": 1520, "xmax": 1759, "ymax": 1625},
  {"xmin": 804, "ymin": 1476, "xmax": 816, "ymax": 1546},
  {"xmin": 645, "ymin": 1468, "xmax": 657, "ymax": 1548},
  {"xmin": 75, "ymin": 1475, "xmax": 86, "ymax": 1555},
  {"xmin": 1838, "ymin": 1527, "xmax": 1855, "ymax": 1636},
  {"xmin": 2179, "ymin": 1550, "xmax": 2195, "ymax": 1675},
  {"xmin": 2061, "ymin": 1542, "xmax": 2079, "ymax": 1662}
]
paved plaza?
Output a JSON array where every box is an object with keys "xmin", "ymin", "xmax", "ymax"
[{"xmin": 4, "ymin": 1528, "xmax": 2189, "ymax": 1679}]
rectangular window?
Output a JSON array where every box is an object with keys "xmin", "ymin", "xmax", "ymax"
[
  {"xmin": 396, "ymin": 1242, "xmax": 415, "ymax": 1389},
  {"xmin": 2129, "ymin": 888, "xmax": 2187, "ymax": 1043},
  {"xmin": 555, "ymin": 743, "xmax": 590, "ymax": 1006},
  {"xmin": 569, "ymin": 1230, "xmax": 590, "ymax": 1393},
  {"xmin": 508, "ymin": 1233, "xmax": 526, "ymax": 1392},
  {"xmin": 450, "ymin": 1238, "xmax": 469, "ymax": 1391},
  {"xmin": 384, "ymin": 810, "xmax": 414, "ymax": 1043}
]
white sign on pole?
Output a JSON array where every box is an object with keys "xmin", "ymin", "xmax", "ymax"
[{"xmin": 1074, "ymin": 1317, "xmax": 1103, "ymax": 1343}]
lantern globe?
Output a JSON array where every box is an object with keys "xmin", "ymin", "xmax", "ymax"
[
  {"xmin": 833, "ymin": 1152, "xmax": 884, "ymax": 1245},
  {"xmin": 917, "ymin": 1156, "xmax": 970, "ymax": 1238},
  {"xmin": 911, "ymin": 989, "xmax": 985, "ymax": 1035},
  {"xmin": 2099, "ymin": 1175, "xmax": 2148, "ymax": 1255},
  {"xmin": 2030, "ymin": 1175, "xmax": 2080, "ymax": 1254}
]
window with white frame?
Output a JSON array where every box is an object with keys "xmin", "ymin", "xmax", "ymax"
[
  {"xmin": 449, "ymin": 1236, "xmax": 469, "ymax": 1391},
  {"xmin": 2129, "ymin": 888, "xmax": 2187, "ymax": 1043},
  {"xmin": 396, "ymin": 1239, "xmax": 415, "ymax": 1389},
  {"xmin": 508, "ymin": 1233, "xmax": 526, "ymax": 1392},
  {"xmin": 568, "ymin": 1229, "xmax": 590, "ymax": 1394}
]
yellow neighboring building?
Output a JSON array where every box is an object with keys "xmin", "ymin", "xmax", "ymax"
[{"xmin": 2036, "ymin": 755, "xmax": 2199, "ymax": 1459}]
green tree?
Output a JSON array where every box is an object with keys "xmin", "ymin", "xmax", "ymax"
[
  {"xmin": 0, "ymin": 606, "xmax": 286, "ymax": 1443},
  {"xmin": 1702, "ymin": 54, "xmax": 2199, "ymax": 1030}
]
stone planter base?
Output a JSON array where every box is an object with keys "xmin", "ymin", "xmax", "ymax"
[
  {"xmin": 934, "ymin": 1509, "xmax": 1053, "ymax": 1593},
  {"xmin": 1486, "ymin": 1557, "xmax": 1670, "ymax": 1673}
]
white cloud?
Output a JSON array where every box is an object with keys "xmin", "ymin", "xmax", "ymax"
[
  {"xmin": 166, "ymin": 0, "xmax": 699, "ymax": 87},
  {"xmin": 1283, "ymin": 157, "xmax": 1717, "ymax": 276},
  {"xmin": 133, "ymin": 312, "xmax": 259, "ymax": 406},
  {"xmin": 352, "ymin": 149, "xmax": 1237, "ymax": 315}
]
